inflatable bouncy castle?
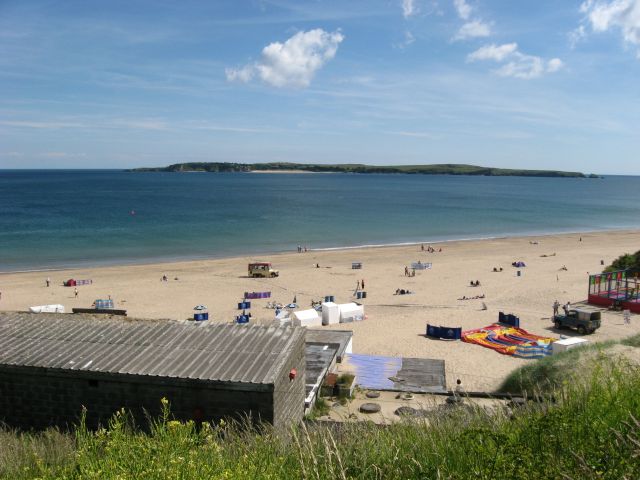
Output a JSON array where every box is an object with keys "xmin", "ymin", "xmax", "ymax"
[{"xmin": 462, "ymin": 324, "xmax": 554, "ymax": 359}]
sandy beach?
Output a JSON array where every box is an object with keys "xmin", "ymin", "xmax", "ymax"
[{"xmin": 1, "ymin": 229, "xmax": 639, "ymax": 392}]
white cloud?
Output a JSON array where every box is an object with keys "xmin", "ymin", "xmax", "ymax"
[
  {"xmin": 467, "ymin": 43, "xmax": 518, "ymax": 62},
  {"xmin": 226, "ymin": 29, "xmax": 344, "ymax": 88},
  {"xmin": 454, "ymin": 20, "xmax": 491, "ymax": 40},
  {"xmin": 225, "ymin": 65, "xmax": 254, "ymax": 83},
  {"xmin": 453, "ymin": 0, "xmax": 473, "ymax": 20},
  {"xmin": 469, "ymin": 44, "xmax": 563, "ymax": 79},
  {"xmin": 547, "ymin": 58, "xmax": 564, "ymax": 72},
  {"xmin": 496, "ymin": 53, "xmax": 545, "ymax": 79},
  {"xmin": 388, "ymin": 130, "xmax": 437, "ymax": 138},
  {"xmin": 580, "ymin": 0, "xmax": 640, "ymax": 55},
  {"xmin": 568, "ymin": 25, "xmax": 587, "ymax": 48},
  {"xmin": 402, "ymin": 0, "xmax": 417, "ymax": 18},
  {"xmin": 406, "ymin": 30, "xmax": 416, "ymax": 44}
]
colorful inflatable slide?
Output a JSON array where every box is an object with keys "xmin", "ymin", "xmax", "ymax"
[{"xmin": 462, "ymin": 324, "xmax": 555, "ymax": 359}]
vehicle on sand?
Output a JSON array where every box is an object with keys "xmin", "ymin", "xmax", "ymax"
[{"xmin": 553, "ymin": 309, "xmax": 601, "ymax": 334}]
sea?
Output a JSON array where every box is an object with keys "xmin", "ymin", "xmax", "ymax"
[{"xmin": 1, "ymin": 170, "xmax": 639, "ymax": 273}]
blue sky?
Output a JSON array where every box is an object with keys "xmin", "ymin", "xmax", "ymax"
[{"xmin": 1, "ymin": 0, "xmax": 639, "ymax": 174}]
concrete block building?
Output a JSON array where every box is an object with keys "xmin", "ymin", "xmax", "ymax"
[{"xmin": 0, "ymin": 313, "xmax": 305, "ymax": 430}]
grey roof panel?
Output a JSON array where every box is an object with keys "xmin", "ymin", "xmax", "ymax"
[{"xmin": 0, "ymin": 313, "xmax": 304, "ymax": 384}]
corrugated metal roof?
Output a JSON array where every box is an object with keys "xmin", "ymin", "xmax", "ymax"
[{"xmin": 0, "ymin": 313, "xmax": 304, "ymax": 384}]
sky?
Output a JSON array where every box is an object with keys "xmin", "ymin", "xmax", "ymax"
[{"xmin": 1, "ymin": 0, "xmax": 639, "ymax": 174}]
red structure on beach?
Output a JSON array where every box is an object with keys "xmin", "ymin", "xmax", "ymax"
[{"xmin": 588, "ymin": 270, "xmax": 640, "ymax": 313}]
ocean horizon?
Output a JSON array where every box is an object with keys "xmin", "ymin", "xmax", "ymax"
[{"xmin": 1, "ymin": 169, "xmax": 639, "ymax": 273}]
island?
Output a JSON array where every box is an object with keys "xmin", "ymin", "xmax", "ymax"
[{"xmin": 128, "ymin": 162, "xmax": 589, "ymax": 178}]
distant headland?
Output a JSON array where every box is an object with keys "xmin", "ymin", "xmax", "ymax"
[{"xmin": 128, "ymin": 162, "xmax": 596, "ymax": 178}]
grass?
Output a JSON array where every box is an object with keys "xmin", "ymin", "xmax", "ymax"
[
  {"xmin": 306, "ymin": 398, "xmax": 331, "ymax": 420},
  {"xmin": 621, "ymin": 333, "xmax": 640, "ymax": 348},
  {"xmin": 3, "ymin": 349, "xmax": 640, "ymax": 478},
  {"xmin": 499, "ymin": 332, "xmax": 640, "ymax": 395}
]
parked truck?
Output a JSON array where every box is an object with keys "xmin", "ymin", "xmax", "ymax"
[
  {"xmin": 553, "ymin": 309, "xmax": 601, "ymax": 334},
  {"xmin": 248, "ymin": 262, "xmax": 279, "ymax": 278}
]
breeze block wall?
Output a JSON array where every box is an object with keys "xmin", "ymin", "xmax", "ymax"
[
  {"xmin": 272, "ymin": 329, "xmax": 307, "ymax": 428},
  {"xmin": 0, "ymin": 365, "xmax": 276, "ymax": 431}
]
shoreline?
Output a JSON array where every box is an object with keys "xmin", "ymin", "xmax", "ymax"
[{"xmin": 1, "ymin": 227, "xmax": 636, "ymax": 275}]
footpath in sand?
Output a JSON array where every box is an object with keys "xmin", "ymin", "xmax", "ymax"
[{"xmin": 1, "ymin": 230, "xmax": 639, "ymax": 392}]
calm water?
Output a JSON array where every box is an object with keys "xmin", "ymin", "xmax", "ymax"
[{"xmin": 1, "ymin": 170, "xmax": 639, "ymax": 272}]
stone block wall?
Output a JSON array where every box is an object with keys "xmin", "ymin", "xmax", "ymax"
[
  {"xmin": 272, "ymin": 330, "xmax": 306, "ymax": 428},
  {"xmin": 0, "ymin": 366, "xmax": 275, "ymax": 431}
]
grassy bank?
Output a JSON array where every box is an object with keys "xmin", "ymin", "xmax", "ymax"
[
  {"xmin": 500, "ymin": 333, "xmax": 640, "ymax": 395},
  {"xmin": 1, "ymin": 356, "xmax": 639, "ymax": 479}
]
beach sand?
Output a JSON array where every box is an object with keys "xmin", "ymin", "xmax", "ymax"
[{"xmin": 1, "ymin": 230, "xmax": 639, "ymax": 392}]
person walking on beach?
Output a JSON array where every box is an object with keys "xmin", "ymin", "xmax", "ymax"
[
  {"xmin": 46, "ymin": 277, "xmax": 50, "ymax": 287},
  {"xmin": 553, "ymin": 300, "xmax": 560, "ymax": 317},
  {"xmin": 74, "ymin": 287, "xmax": 78, "ymax": 298},
  {"xmin": 404, "ymin": 266, "xmax": 409, "ymax": 276},
  {"xmin": 361, "ymin": 278, "xmax": 365, "ymax": 290}
]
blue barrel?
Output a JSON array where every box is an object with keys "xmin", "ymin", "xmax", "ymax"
[
  {"xmin": 356, "ymin": 291, "xmax": 363, "ymax": 299},
  {"xmin": 194, "ymin": 313, "xmax": 203, "ymax": 321},
  {"xmin": 362, "ymin": 291, "xmax": 367, "ymax": 299},
  {"xmin": 517, "ymin": 270, "xmax": 521, "ymax": 277}
]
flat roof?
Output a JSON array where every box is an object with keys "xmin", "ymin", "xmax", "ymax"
[
  {"xmin": 305, "ymin": 329, "xmax": 352, "ymax": 362},
  {"xmin": 0, "ymin": 313, "xmax": 304, "ymax": 385}
]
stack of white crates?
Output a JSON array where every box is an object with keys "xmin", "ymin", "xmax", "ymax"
[{"xmin": 321, "ymin": 302, "xmax": 340, "ymax": 325}]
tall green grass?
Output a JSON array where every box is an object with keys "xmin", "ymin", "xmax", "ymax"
[{"xmin": 2, "ymin": 358, "xmax": 639, "ymax": 479}]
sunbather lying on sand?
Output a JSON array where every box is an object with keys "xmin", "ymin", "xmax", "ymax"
[{"xmin": 394, "ymin": 288, "xmax": 413, "ymax": 295}]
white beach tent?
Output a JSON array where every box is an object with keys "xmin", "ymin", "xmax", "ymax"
[
  {"xmin": 338, "ymin": 303, "xmax": 364, "ymax": 323},
  {"xmin": 321, "ymin": 302, "xmax": 340, "ymax": 326},
  {"xmin": 29, "ymin": 304, "xmax": 65, "ymax": 313},
  {"xmin": 293, "ymin": 308, "xmax": 322, "ymax": 327}
]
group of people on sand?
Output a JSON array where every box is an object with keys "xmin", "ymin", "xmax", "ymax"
[
  {"xmin": 395, "ymin": 288, "xmax": 413, "ymax": 295},
  {"xmin": 420, "ymin": 244, "xmax": 442, "ymax": 253},
  {"xmin": 469, "ymin": 280, "xmax": 481, "ymax": 287},
  {"xmin": 553, "ymin": 299, "xmax": 572, "ymax": 316},
  {"xmin": 404, "ymin": 266, "xmax": 416, "ymax": 277},
  {"xmin": 459, "ymin": 293, "xmax": 485, "ymax": 301},
  {"xmin": 492, "ymin": 267, "xmax": 503, "ymax": 272},
  {"xmin": 296, "ymin": 245, "xmax": 309, "ymax": 253}
]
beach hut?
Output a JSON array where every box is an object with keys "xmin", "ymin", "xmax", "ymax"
[
  {"xmin": 0, "ymin": 312, "xmax": 306, "ymax": 430},
  {"xmin": 338, "ymin": 303, "xmax": 365, "ymax": 323},
  {"xmin": 321, "ymin": 302, "xmax": 340, "ymax": 326},
  {"xmin": 293, "ymin": 309, "xmax": 322, "ymax": 327}
]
